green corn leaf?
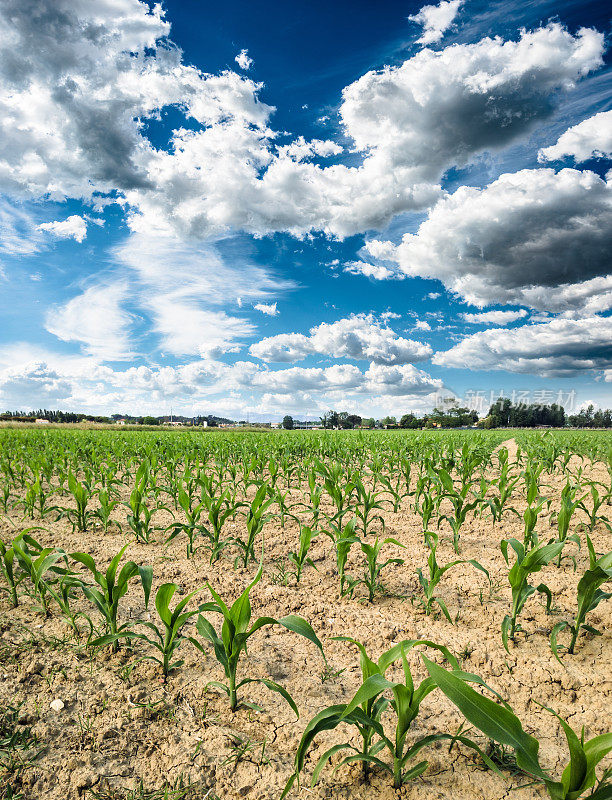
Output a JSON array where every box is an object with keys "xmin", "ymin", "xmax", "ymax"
[
  {"xmin": 422, "ymin": 656, "xmax": 549, "ymax": 781},
  {"xmin": 278, "ymin": 614, "xmax": 325, "ymax": 657}
]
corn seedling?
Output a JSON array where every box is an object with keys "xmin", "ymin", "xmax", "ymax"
[
  {"xmin": 555, "ymin": 481, "xmax": 585, "ymax": 566},
  {"xmin": 316, "ymin": 461, "xmax": 355, "ymax": 529},
  {"xmin": 126, "ymin": 486, "xmax": 160, "ymax": 544},
  {"xmin": 487, "ymin": 448, "xmax": 520, "ymax": 524},
  {"xmin": 198, "ymin": 483, "xmax": 240, "ymax": 563},
  {"xmin": 71, "ymin": 543, "xmax": 152, "ymax": 652},
  {"xmin": 301, "ymin": 468, "xmax": 323, "ymax": 528},
  {"xmin": 0, "ymin": 532, "xmax": 34, "ymax": 608},
  {"xmin": 550, "ymin": 535, "xmax": 612, "ymax": 659},
  {"xmin": 415, "ymin": 531, "xmax": 490, "ymax": 621},
  {"xmin": 326, "ymin": 518, "xmax": 359, "ymax": 597},
  {"xmin": 195, "ymin": 560, "xmax": 324, "ymax": 712},
  {"xmin": 283, "ymin": 638, "xmax": 495, "ymax": 795},
  {"xmin": 437, "ymin": 468, "xmax": 482, "ymax": 553},
  {"xmin": 272, "ymin": 486, "xmax": 298, "ymax": 529},
  {"xmin": 345, "ymin": 536, "xmax": 405, "ymax": 603},
  {"xmin": 46, "ymin": 571, "xmax": 91, "ymax": 636},
  {"xmin": 378, "ymin": 473, "xmax": 406, "ymax": 513},
  {"xmin": 500, "ymin": 537, "xmax": 564, "ymax": 651},
  {"xmin": 94, "ymin": 489, "xmax": 122, "ymax": 534},
  {"xmin": 577, "ymin": 482, "xmax": 612, "ymax": 533},
  {"xmin": 12, "ymin": 534, "xmax": 69, "ymax": 616},
  {"xmin": 165, "ymin": 488, "xmax": 204, "ymax": 558},
  {"xmin": 234, "ymin": 483, "xmax": 275, "ymax": 568},
  {"xmin": 352, "ymin": 476, "xmax": 387, "ymax": 536},
  {"xmin": 288, "ymin": 525, "xmax": 317, "ymax": 583},
  {"xmin": 425, "ymin": 659, "xmax": 612, "ymax": 800},
  {"xmin": 92, "ymin": 583, "xmax": 200, "ymax": 681},
  {"xmin": 67, "ymin": 471, "xmax": 94, "ymax": 532}
]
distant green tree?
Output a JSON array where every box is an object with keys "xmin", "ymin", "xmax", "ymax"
[{"xmin": 282, "ymin": 415, "xmax": 294, "ymax": 430}]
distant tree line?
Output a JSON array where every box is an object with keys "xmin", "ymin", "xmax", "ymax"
[
  {"xmin": 1, "ymin": 409, "xmax": 112, "ymax": 423},
  {"xmin": 4, "ymin": 401, "xmax": 612, "ymax": 430},
  {"xmin": 481, "ymin": 398, "xmax": 566, "ymax": 428},
  {"xmin": 480, "ymin": 399, "xmax": 612, "ymax": 429},
  {"xmin": 567, "ymin": 404, "xmax": 612, "ymax": 428},
  {"xmin": 0, "ymin": 410, "xmax": 234, "ymax": 426},
  {"xmin": 320, "ymin": 411, "xmax": 363, "ymax": 429}
]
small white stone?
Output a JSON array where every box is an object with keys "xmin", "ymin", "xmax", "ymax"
[{"xmin": 50, "ymin": 699, "xmax": 65, "ymax": 712}]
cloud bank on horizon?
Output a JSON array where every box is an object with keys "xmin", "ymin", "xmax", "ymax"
[{"xmin": 0, "ymin": 0, "xmax": 610, "ymax": 418}]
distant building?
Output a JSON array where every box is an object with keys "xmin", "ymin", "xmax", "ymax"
[
  {"xmin": 35, "ymin": 418, "xmax": 50, "ymax": 425},
  {"xmin": 115, "ymin": 419, "xmax": 127, "ymax": 425}
]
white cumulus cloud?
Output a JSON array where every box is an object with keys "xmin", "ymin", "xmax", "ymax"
[
  {"xmin": 249, "ymin": 314, "xmax": 432, "ymax": 364},
  {"xmin": 38, "ymin": 215, "xmax": 87, "ymax": 243},
  {"xmin": 409, "ymin": 0, "xmax": 464, "ymax": 45},
  {"xmin": 433, "ymin": 316, "xmax": 612, "ymax": 377},
  {"xmin": 538, "ymin": 109, "xmax": 612, "ymax": 163},
  {"xmin": 253, "ymin": 302, "xmax": 279, "ymax": 316},
  {"xmin": 0, "ymin": 2, "xmax": 603, "ymax": 241},
  {"xmin": 367, "ymin": 168, "xmax": 612, "ymax": 312},
  {"xmin": 461, "ymin": 309, "xmax": 528, "ymax": 325},
  {"xmin": 235, "ymin": 49, "xmax": 253, "ymax": 70}
]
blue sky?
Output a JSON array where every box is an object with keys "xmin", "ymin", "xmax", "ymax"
[{"xmin": 0, "ymin": 0, "xmax": 610, "ymax": 419}]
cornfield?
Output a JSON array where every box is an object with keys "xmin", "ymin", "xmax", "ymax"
[{"xmin": 0, "ymin": 426, "xmax": 610, "ymax": 800}]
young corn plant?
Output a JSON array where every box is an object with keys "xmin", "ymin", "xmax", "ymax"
[
  {"xmin": 415, "ymin": 490, "xmax": 436, "ymax": 534},
  {"xmin": 487, "ymin": 448, "xmax": 520, "ymax": 524},
  {"xmin": 500, "ymin": 537, "xmax": 565, "ymax": 652},
  {"xmin": 93, "ymin": 488, "xmax": 122, "ymax": 534},
  {"xmin": 316, "ymin": 461, "xmax": 355, "ymax": 529},
  {"xmin": 71, "ymin": 543, "xmax": 152, "ymax": 653},
  {"xmin": 378, "ymin": 473, "xmax": 406, "ymax": 514},
  {"xmin": 555, "ymin": 481, "xmax": 586, "ymax": 566},
  {"xmin": 46, "ymin": 571, "xmax": 90, "ymax": 636},
  {"xmin": 195, "ymin": 560, "xmax": 324, "ymax": 712},
  {"xmin": 283, "ymin": 638, "xmax": 495, "ymax": 796},
  {"xmin": 577, "ymin": 482, "xmax": 612, "ymax": 533},
  {"xmin": 18, "ymin": 475, "xmax": 57, "ymax": 521},
  {"xmin": 0, "ymin": 483, "xmax": 12, "ymax": 514},
  {"xmin": 91, "ymin": 583, "xmax": 200, "ymax": 682},
  {"xmin": 198, "ymin": 480, "xmax": 241, "ymax": 563},
  {"xmin": 415, "ymin": 531, "xmax": 490, "ymax": 621},
  {"xmin": 550, "ymin": 536, "xmax": 612, "ymax": 660},
  {"xmin": 352, "ymin": 476, "xmax": 387, "ymax": 537},
  {"xmin": 234, "ymin": 483, "xmax": 275, "ymax": 568},
  {"xmin": 325, "ymin": 518, "xmax": 359, "ymax": 597},
  {"xmin": 288, "ymin": 526, "xmax": 317, "ymax": 584},
  {"xmin": 437, "ymin": 468, "xmax": 482, "ymax": 553},
  {"xmin": 12, "ymin": 534, "xmax": 69, "ymax": 616},
  {"xmin": 67, "ymin": 471, "xmax": 94, "ymax": 532},
  {"xmin": 522, "ymin": 498, "xmax": 548, "ymax": 548},
  {"xmin": 424, "ymin": 659, "xmax": 612, "ymax": 800},
  {"xmin": 165, "ymin": 488, "xmax": 204, "ymax": 558},
  {"xmin": 345, "ymin": 536, "xmax": 405, "ymax": 603},
  {"xmin": 126, "ymin": 485, "xmax": 160, "ymax": 544},
  {"xmin": 303, "ymin": 468, "xmax": 323, "ymax": 528},
  {"xmin": 272, "ymin": 485, "xmax": 298, "ymax": 529},
  {"xmin": 0, "ymin": 531, "xmax": 39, "ymax": 607}
]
